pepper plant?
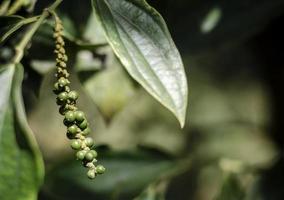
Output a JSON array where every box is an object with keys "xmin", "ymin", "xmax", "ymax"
[{"xmin": 0, "ymin": 0, "xmax": 187, "ymax": 199}]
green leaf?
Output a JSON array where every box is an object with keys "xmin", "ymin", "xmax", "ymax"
[
  {"xmin": 0, "ymin": 15, "xmax": 38, "ymax": 43},
  {"xmin": 78, "ymin": 48, "xmax": 136, "ymax": 121},
  {"xmin": 44, "ymin": 150, "xmax": 174, "ymax": 200},
  {"xmin": 134, "ymin": 182, "xmax": 167, "ymax": 200},
  {"xmin": 214, "ymin": 174, "xmax": 245, "ymax": 200},
  {"xmin": 0, "ymin": 64, "xmax": 44, "ymax": 200},
  {"xmin": 92, "ymin": 0, "xmax": 188, "ymax": 127}
]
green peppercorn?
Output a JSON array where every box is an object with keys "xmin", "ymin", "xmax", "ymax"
[
  {"xmin": 96, "ymin": 165, "xmax": 105, "ymax": 174},
  {"xmin": 57, "ymin": 92, "xmax": 68, "ymax": 102},
  {"xmin": 59, "ymin": 106, "xmax": 67, "ymax": 115},
  {"xmin": 75, "ymin": 111, "xmax": 85, "ymax": 122},
  {"xmin": 68, "ymin": 91, "xmax": 79, "ymax": 101},
  {"xmin": 85, "ymin": 137, "xmax": 94, "ymax": 147},
  {"xmin": 90, "ymin": 150, "xmax": 97, "ymax": 158},
  {"xmin": 58, "ymin": 77, "xmax": 68, "ymax": 87},
  {"xmin": 85, "ymin": 151, "xmax": 95, "ymax": 161},
  {"xmin": 62, "ymin": 55, "xmax": 68, "ymax": 62},
  {"xmin": 53, "ymin": 82, "xmax": 62, "ymax": 94},
  {"xmin": 76, "ymin": 150, "xmax": 87, "ymax": 160},
  {"xmin": 56, "ymin": 98, "xmax": 64, "ymax": 106},
  {"xmin": 66, "ymin": 132, "xmax": 75, "ymax": 139},
  {"xmin": 82, "ymin": 127, "xmax": 91, "ymax": 136},
  {"xmin": 79, "ymin": 120, "xmax": 88, "ymax": 130},
  {"xmin": 68, "ymin": 125, "xmax": 78, "ymax": 135},
  {"xmin": 70, "ymin": 139, "xmax": 82, "ymax": 150},
  {"xmin": 87, "ymin": 169, "xmax": 96, "ymax": 179},
  {"xmin": 65, "ymin": 111, "xmax": 76, "ymax": 123},
  {"xmin": 59, "ymin": 62, "xmax": 66, "ymax": 68}
]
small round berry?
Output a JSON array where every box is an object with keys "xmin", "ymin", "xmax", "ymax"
[
  {"xmin": 87, "ymin": 169, "xmax": 95, "ymax": 179},
  {"xmin": 82, "ymin": 127, "xmax": 91, "ymax": 136},
  {"xmin": 70, "ymin": 139, "xmax": 82, "ymax": 150},
  {"xmin": 68, "ymin": 91, "xmax": 78, "ymax": 101},
  {"xmin": 62, "ymin": 55, "xmax": 68, "ymax": 62},
  {"xmin": 56, "ymin": 98, "xmax": 64, "ymax": 106},
  {"xmin": 57, "ymin": 92, "xmax": 68, "ymax": 101},
  {"xmin": 85, "ymin": 137, "xmax": 94, "ymax": 147},
  {"xmin": 59, "ymin": 62, "xmax": 66, "ymax": 68},
  {"xmin": 58, "ymin": 77, "xmax": 68, "ymax": 87},
  {"xmin": 63, "ymin": 119, "xmax": 72, "ymax": 126},
  {"xmin": 79, "ymin": 120, "xmax": 88, "ymax": 130},
  {"xmin": 96, "ymin": 165, "xmax": 105, "ymax": 174},
  {"xmin": 85, "ymin": 151, "xmax": 94, "ymax": 161},
  {"xmin": 59, "ymin": 106, "xmax": 67, "ymax": 115},
  {"xmin": 89, "ymin": 150, "xmax": 97, "ymax": 158},
  {"xmin": 67, "ymin": 125, "xmax": 78, "ymax": 135},
  {"xmin": 53, "ymin": 82, "xmax": 61, "ymax": 94},
  {"xmin": 66, "ymin": 132, "xmax": 75, "ymax": 139},
  {"xmin": 65, "ymin": 111, "xmax": 76, "ymax": 123},
  {"xmin": 76, "ymin": 150, "xmax": 87, "ymax": 160},
  {"xmin": 75, "ymin": 111, "xmax": 85, "ymax": 122}
]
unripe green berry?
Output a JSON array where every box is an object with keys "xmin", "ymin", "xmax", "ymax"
[
  {"xmin": 59, "ymin": 62, "xmax": 66, "ymax": 68},
  {"xmin": 79, "ymin": 120, "xmax": 88, "ymax": 130},
  {"xmin": 66, "ymin": 132, "xmax": 75, "ymax": 139},
  {"xmin": 68, "ymin": 91, "xmax": 78, "ymax": 101},
  {"xmin": 96, "ymin": 165, "xmax": 105, "ymax": 174},
  {"xmin": 58, "ymin": 77, "xmax": 68, "ymax": 87},
  {"xmin": 76, "ymin": 150, "xmax": 87, "ymax": 160},
  {"xmin": 75, "ymin": 111, "xmax": 85, "ymax": 122},
  {"xmin": 87, "ymin": 170, "xmax": 96, "ymax": 179},
  {"xmin": 70, "ymin": 139, "xmax": 82, "ymax": 150},
  {"xmin": 62, "ymin": 55, "xmax": 68, "ymax": 62},
  {"xmin": 63, "ymin": 119, "xmax": 72, "ymax": 126},
  {"xmin": 65, "ymin": 111, "xmax": 76, "ymax": 123},
  {"xmin": 85, "ymin": 151, "xmax": 94, "ymax": 161},
  {"xmin": 82, "ymin": 127, "xmax": 91, "ymax": 136},
  {"xmin": 56, "ymin": 98, "xmax": 64, "ymax": 106},
  {"xmin": 89, "ymin": 150, "xmax": 97, "ymax": 158},
  {"xmin": 59, "ymin": 106, "xmax": 67, "ymax": 115},
  {"xmin": 85, "ymin": 137, "xmax": 94, "ymax": 147},
  {"xmin": 57, "ymin": 92, "xmax": 68, "ymax": 101},
  {"xmin": 67, "ymin": 125, "xmax": 78, "ymax": 135},
  {"xmin": 53, "ymin": 82, "xmax": 62, "ymax": 94}
]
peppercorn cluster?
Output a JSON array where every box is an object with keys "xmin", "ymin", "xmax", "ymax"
[{"xmin": 52, "ymin": 15, "xmax": 105, "ymax": 179}]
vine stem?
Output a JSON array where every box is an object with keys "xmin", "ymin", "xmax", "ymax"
[{"xmin": 13, "ymin": 0, "xmax": 63, "ymax": 64}]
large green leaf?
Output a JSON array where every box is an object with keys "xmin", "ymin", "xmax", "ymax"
[
  {"xmin": 0, "ymin": 64, "xmax": 44, "ymax": 200},
  {"xmin": 92, "ymin": 0, "xmax": 188, "ymax": 127}
]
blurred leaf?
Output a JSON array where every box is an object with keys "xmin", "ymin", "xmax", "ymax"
[
  {"xmin": 75, "ymin": 50, "xmax": 102, "ymax": 72},
  {"xmin": 0, "ymin": 64, "xmax": 44, "ymax": 200},
  {"xmin": 80, "ymin": 49, "xmax": 136, "ymax": 121},
  {"xmin": 134, "ymin": 181, "xmax": 168, "ymax": 200},
  {"xmin": 0, "ymin": 0, "xmax": 10, "ymax": 15},
  {"xmin": 92, "ymin": 0, "xmax": 188, "ymax": 127},
  {"xmin": 196, "ymin": 125, "xmax": 277, "ymax": 168},
  {"xmin": 200, "ymin": 7, "xmax": 222, "ymax": 33},
  {"xmin": 0, "ymin": 15, "xmax": 38, "ymax": 43},
  {"xmin": 83, "ymin": 12, "xmax": 107, "ymax": 44},
  {"xmin": 44, "ymin": 149, "xmax": 175, "ymax": 200},
  {"xmin": 214, "ymin": 174, "xmax": 245, "ymax": 200}
]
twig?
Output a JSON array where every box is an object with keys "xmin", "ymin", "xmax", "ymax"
[{"xmin": 13, "ymin": 0, "xmax": 63, "ymax": 64}]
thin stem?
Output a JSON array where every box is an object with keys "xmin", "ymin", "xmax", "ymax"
[{"xmin": 13, "ymin": 0, "xmax": 63, "ymax": 64}]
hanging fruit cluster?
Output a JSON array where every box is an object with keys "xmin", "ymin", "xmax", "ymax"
[{"xmin": 52, "ymin": 13, "xmax": 105, "ymax": 179}]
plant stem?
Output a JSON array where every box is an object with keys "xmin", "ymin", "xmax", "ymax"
[{"xmin": 13, "ymin": 0, "xmax": 63, "ymax": 64}]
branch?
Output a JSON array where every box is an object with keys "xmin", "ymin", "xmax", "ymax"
[{"xmin": 13, "ymin": 0, "xmax": 63, "ymax": 64}]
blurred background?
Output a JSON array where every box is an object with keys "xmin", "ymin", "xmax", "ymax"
[{"xmin": 4, "ymin": 0, "xmax": 284, "ymax": 199}]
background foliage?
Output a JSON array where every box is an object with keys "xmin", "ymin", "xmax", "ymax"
[{"xmin": 1, "ymin": 0, "xmax": 284, "ymax": 200}]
